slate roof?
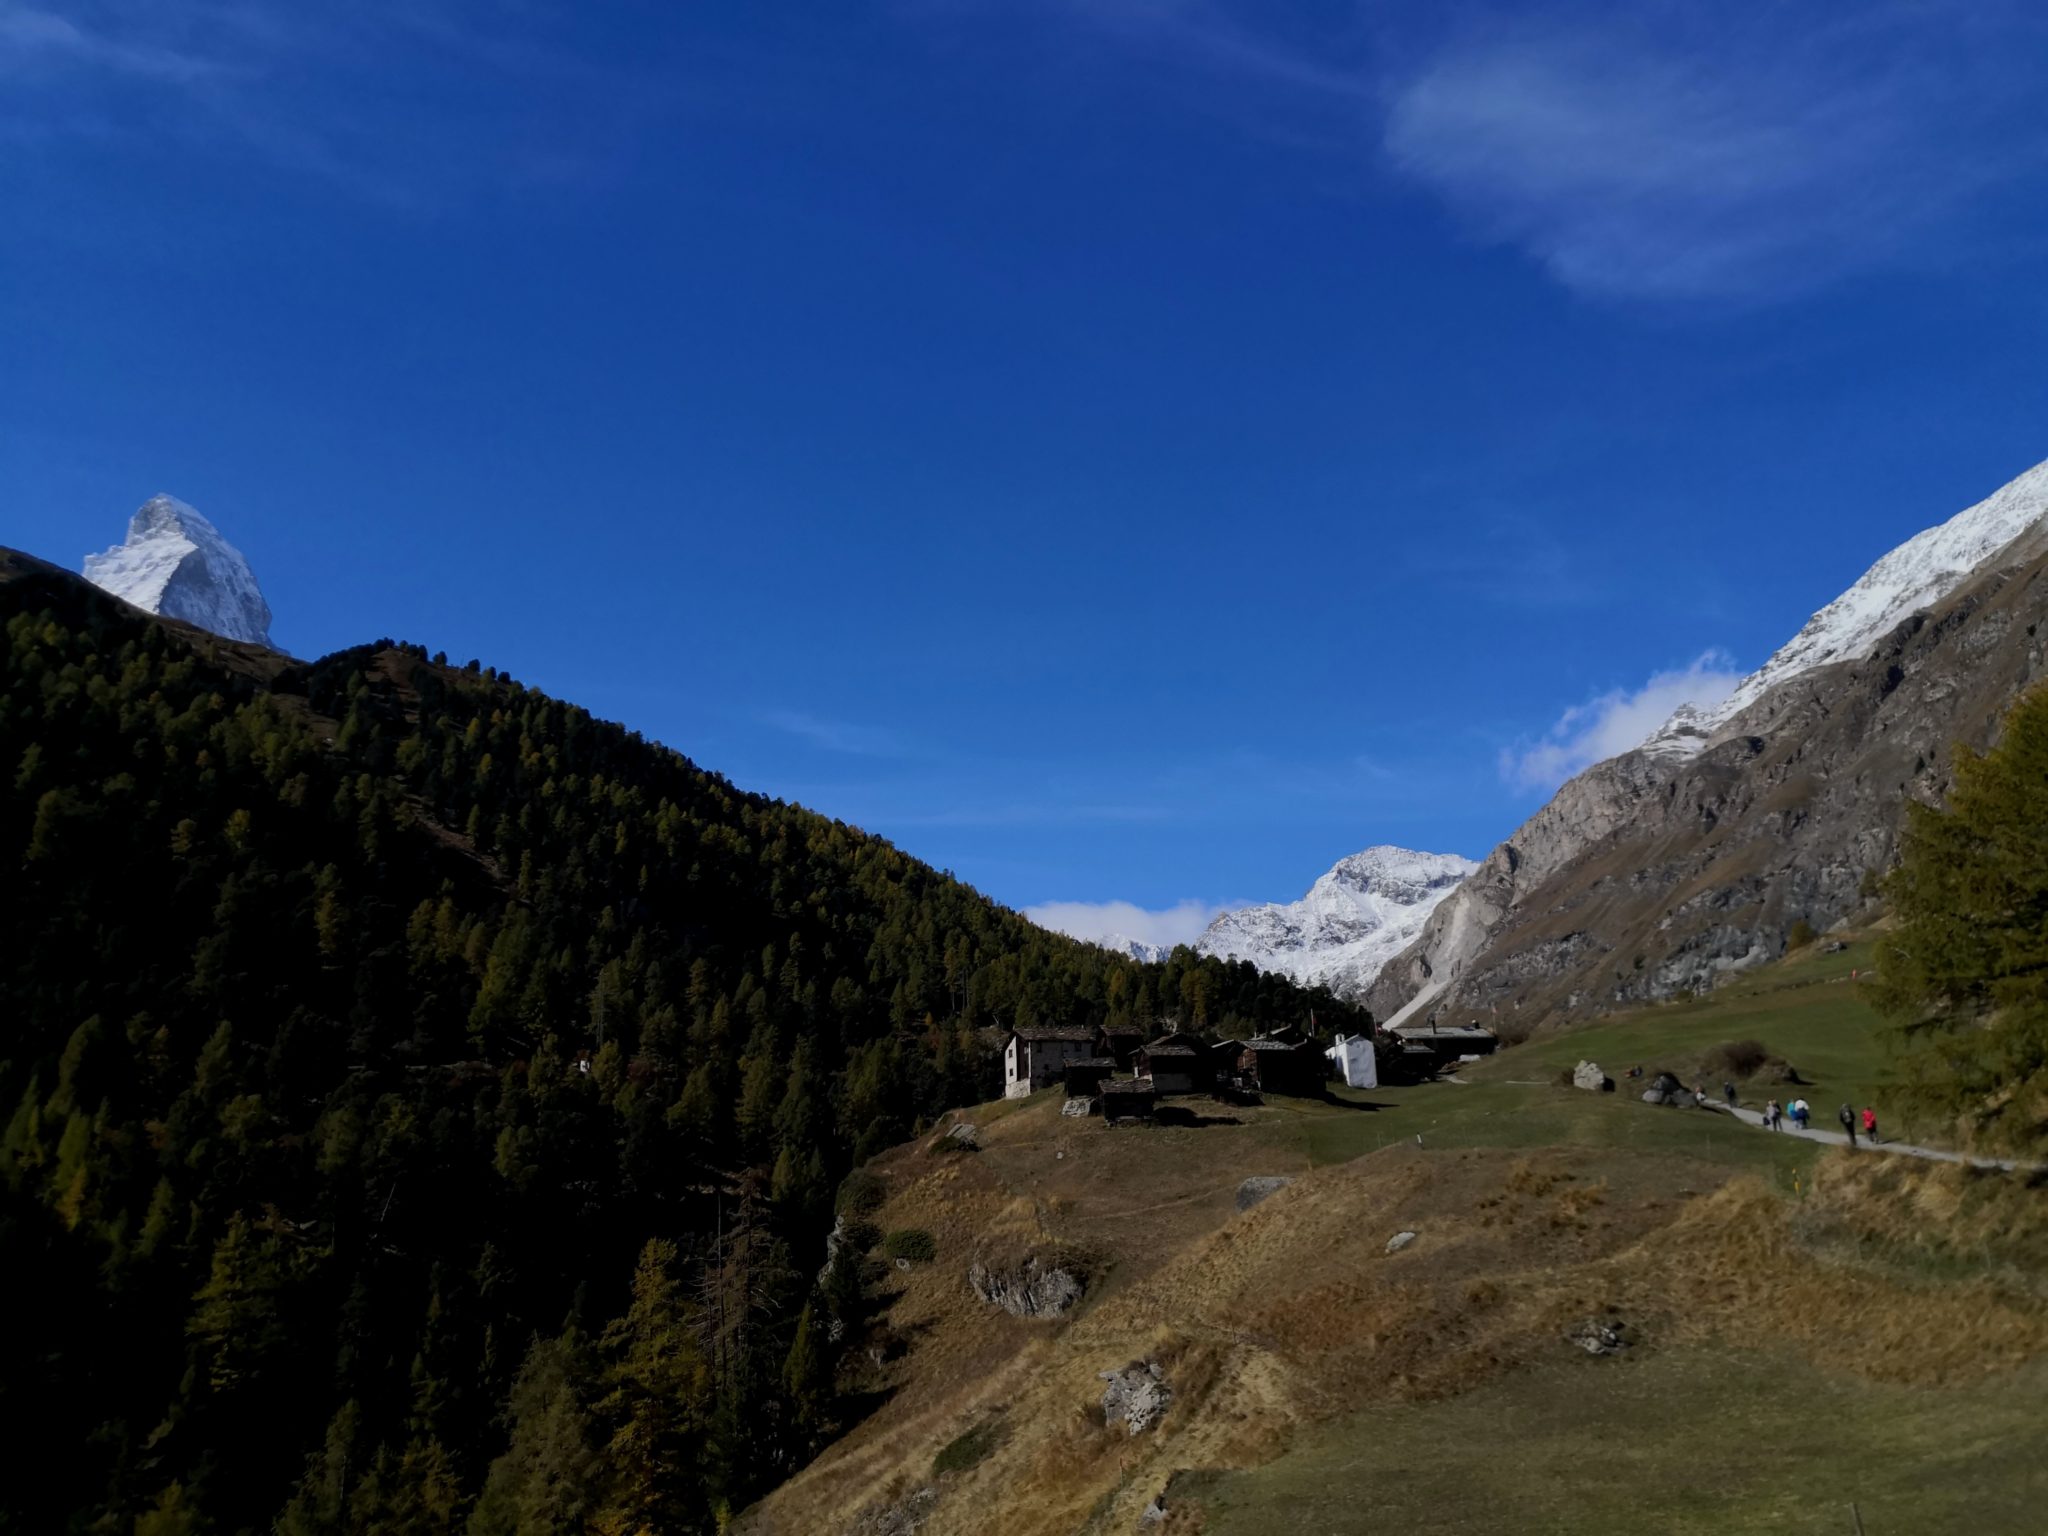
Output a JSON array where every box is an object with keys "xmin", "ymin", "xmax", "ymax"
[
  {"xmin": 1389, "ymin": 1024, "xmax": 1498, "ymax": 1044},
  {"xmin": 1014, "ymin": 1026, "xmax": 1101, "ymax": 1043}
]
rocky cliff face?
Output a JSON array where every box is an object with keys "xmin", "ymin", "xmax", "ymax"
[
  {"xmin": 1368, "ymin": 458, "xmax": 2048, "ymax": 1029},
  {"xmin": 1198, "ymin": 846, "xmax": 1477, "ymax": 999},
  {"xmin": 83, "ymin": 495, "xmax": 275, "ymax": 648}
]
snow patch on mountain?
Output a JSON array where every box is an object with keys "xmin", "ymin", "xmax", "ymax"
[
  {"xmin": 1641, "ymin": 456, "xmax": 2048, "ymax": 759},
  {"xmin": 1093, "ymin": 933, "xmax": 1175, "ymax": 964},
  {"xmin": 1197, "ymin": 846, "xmax": 1478, "ymax": 998},
  {"xmin": 84, "ymin": 495, "xmax": 275, "ymax": 648}
]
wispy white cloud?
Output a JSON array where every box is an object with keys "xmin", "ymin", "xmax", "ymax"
[
  {"xmin": 0, "ymin": 3, "xmax": 222, "ymax": 83},
  {"xmin": 991, "ymin": 0, "xmax": 2048, "ymax": 302},
  {"xmin": 760, "ymin": 708, "xmax": 904, "ymax": 757},
  {"xmin": 1380, "ymin": 6, "xmax": 2048, "ymax": 300},
  {"xmin": 1024, "ymin": 896, "xmax": 1225, "ymax": 949},
  {"xmin": 0, "ymin": 1, "xmax": 673, "ymax": 201},
  {"xmin": 1502, "ymin": 649, "xmax": 1741, "ymax": 790}
]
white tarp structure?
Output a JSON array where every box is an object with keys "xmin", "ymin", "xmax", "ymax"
[{"xmin": 1326, "ymin": 1033, "xmax": 1378, "ymax": 1090}]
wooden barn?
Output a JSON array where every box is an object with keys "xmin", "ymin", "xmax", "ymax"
[
  {"xmin": 1095, "ymin": 1026, "xmax": 1147, "ymax": 1069},
  {"xmin": 1240, "ymin": 1035, "xmax": 1326, "ymax": 1097},
  {"xmin": 1388, "ymin": 1021, "xmax": 1500, "ymax": 1070},
  {"xmin": 1099, "ymin": 1079, "xmax": 1157, "ymax": 1125},
  {"xmin": 1135, "ymin": 1031, "xmax": 1211, "ymax": 1096},
  {"xmin": 1208, "ymin": 1038, "xmax": 1252, "ymax": 1094},
  {"xmin": 1062, "ymin": 1057, "xmax": 1117, "ymax": 1097}
]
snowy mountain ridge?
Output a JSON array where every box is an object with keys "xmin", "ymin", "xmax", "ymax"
[
  {"xmin": 1092, "ymin": 932, "xmax": 1175, "ymax": 964},
  {"xmin": 1640, "ymin": 456, "xmax": 2048, "ymax": 759},
  {"xmin": 1196, "ymin": 846, "xmax": 1478, "ymax": 999},
  {"xmin": 83, "ymin": 495, "xmax": 276, "ymax": 648}
]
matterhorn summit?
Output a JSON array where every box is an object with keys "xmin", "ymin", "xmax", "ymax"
[
  {"xmin": 83, "ymin": 495, "xmax": 276, "ymax": 647},
  {"xmin": 1197, "ymin": 846, "xmax": 1478, "ymax": 998}
]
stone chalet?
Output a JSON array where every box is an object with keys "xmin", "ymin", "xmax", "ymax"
[{"xmin": 1004, "ymin": 1025, "xmax": 1100, "ymax": 1099}]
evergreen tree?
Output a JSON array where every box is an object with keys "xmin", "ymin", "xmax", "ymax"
[
  {"xmin": 1872, "ymin": 683, "xmax": 2048, "ymax": 1149},
  {"xmin": 593, "ymin": 1241, "xmax": 713, "ymax": 1536}
]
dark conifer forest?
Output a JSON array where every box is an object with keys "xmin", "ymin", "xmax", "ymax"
[{"xmin": 0, "ymin": 549, "xmax": 1365, "ymax": 1535}]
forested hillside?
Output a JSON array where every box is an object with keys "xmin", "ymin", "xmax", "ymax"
[{"xmin": 0, "ymin": 548, "xmax": 1365, "ymax": 1535}]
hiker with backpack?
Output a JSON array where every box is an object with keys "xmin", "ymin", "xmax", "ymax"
[{"xmin": 1839, "ymin": 1103, "xmax": 1858, "ymax": 1146}]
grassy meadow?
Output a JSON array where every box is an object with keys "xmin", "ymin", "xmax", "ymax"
[{"xmin": 744, "ymin": 938, "xmax": 2048, "ymax": 1536}]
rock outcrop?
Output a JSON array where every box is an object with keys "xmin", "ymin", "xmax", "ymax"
[
  {"xmin": 1566, "ymin": 1317, "xmax": 1632, "ymax": 1356},
  {"xmin": 1098, "ymin": 1360, "xmax": 1171, "ymax": 1435},
  {"xmin": 968, "ymin": 1254, "xmax": 1087, "ymax": 1319},
  {"xmin": 1234, "ymin": 1176, "xmax": 1294, "ymax": 1212}
]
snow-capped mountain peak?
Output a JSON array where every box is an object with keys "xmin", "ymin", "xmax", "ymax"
[
  {"xmin": 1092, "ymin": 932, "xmax": 1175, "ymax": 964},
  {"xmin": 1641, "ymin": 456, "xmax": 2048, "ymax": 759},
  {"xmin": 83, "ymin": 495, "xmax": 276, "ymax": 648},
  {"xmin": 1196, "ymin": 845, "xmax": 1478, "ymax": 999}
]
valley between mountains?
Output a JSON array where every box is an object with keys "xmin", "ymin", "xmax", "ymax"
[{"xmin": 10, "ymin": 454, "xmax": 2048, "ymax": 1535}]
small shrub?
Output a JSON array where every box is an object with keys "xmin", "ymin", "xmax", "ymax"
[
  {"xmin": 1787, "ymin": 918, "xmax": 1818, "ymax": 950},
  {"xmin": 883, "ymin": 1228, "xmax": 936, "ymax": 1264},
  {"xmin": 837, "ymin": 1168, "xmax": 887, "ymax": 1218},
  {"xmin": 840, "ymin": 1218, "xmax": 882, "ymax": 1255},
  {"xmin": 932, "ymin": 1420, "xmax": 1003, "ymax": 1478},
  {"xmin": 1704, "ymin": 1039, "xmax": 1772, "ymax": 1079}
]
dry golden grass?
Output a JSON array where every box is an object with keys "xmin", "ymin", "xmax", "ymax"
[{"xmin": 743, "ymin": 1100, "xmax": 2048, "ymax": 1536}]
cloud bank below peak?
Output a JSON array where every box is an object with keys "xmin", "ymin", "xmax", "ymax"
[
  {"xmin": 1501, "ymin": 650, "xmax": 1741, "ymax": 792},
  {"xmin": 1024, "ymin": 897, "xmax": 1227, "ymax": 951}
]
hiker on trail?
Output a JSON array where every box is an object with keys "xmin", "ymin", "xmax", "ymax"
[
  {"xmin": 1862, "ymin": 1107, "xmax": 1879, "ymax": 1145},
  {"xmin": 1791, "ymin": 1099, "xmax": 1810, "ymax": 1130},
  {"xmin": 1722, "ymin": 1081, "xmax": 1738, "ymax": 1108},
  {"xmin": 1764, "ymin": 1099, "xmax": 1781, "ymax": 1131},
  {"xmin": 1839, "ymin": 1103, "xmax": 1858, "ymax": 1146}
]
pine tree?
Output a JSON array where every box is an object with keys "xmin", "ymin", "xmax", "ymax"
[
  {"xmin": 188, "ymin": 1212, "xmax": 290, "ymax": 1394},
  {"xmin": 135, "ymin": 1482, "xmax": 211, "ymax": 1536},
  {"xmin": 1873, "ymin": 684, "xmax": 2048, "ymax": 1149},
  {"xmin": 592, "ymin": 1240, "xmax": 712, "ymax": 1536},
  {"xmin": 468, "ymin": 1332, "xmax": 601, "ymax": 1536}
]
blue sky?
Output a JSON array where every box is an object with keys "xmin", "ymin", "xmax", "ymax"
[{"xmin": 5, "ymin": 1, "xmax": 2047, "ymax": 945}]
